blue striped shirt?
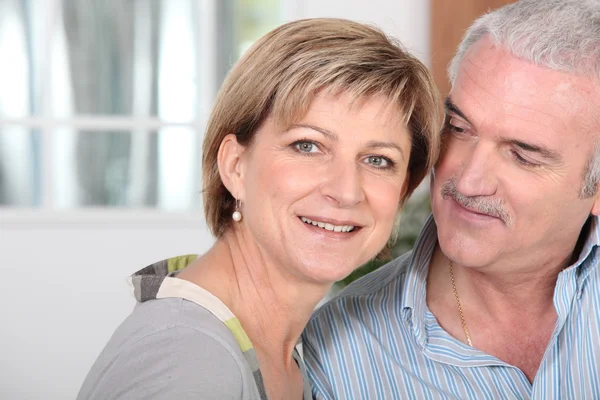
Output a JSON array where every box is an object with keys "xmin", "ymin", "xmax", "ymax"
[{"xmin": 303, "ymin": 215, "xmax": 600, "ymax": 399}]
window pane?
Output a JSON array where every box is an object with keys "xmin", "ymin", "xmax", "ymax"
[
  {"xmin": 215, "ymin": 0, "xmax": 282, "ymax": 84},
  {"xmin": 53, "ymin": 129, "xmax": 201, "ymax": 210},
  {"xmin": 0, "ymin": 126, "xmax": 41, "ymax": 206},
  {"xmin": 54, "ymin": 0, "xmax": 199, "ymax": 121},
  {"xmin": 234, "ymin": 0, "xmax": 282, "ymax": 57},
  {"xmin": 0, "ymin": 0, "xmax": 44, "ymax": 117}
]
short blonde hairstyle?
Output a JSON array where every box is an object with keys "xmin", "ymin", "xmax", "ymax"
[{"xmin": 203, "ymin": 18, "xmax": 441, "ymax": 241}]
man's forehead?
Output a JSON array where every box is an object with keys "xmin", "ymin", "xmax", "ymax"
[
  {"xmin": 460, "ymin": 38, "xmax": 598, "ymax": 98},
  {"xmin": 451, "ymin": 38, "xmax": 600, "ymax": 133}
]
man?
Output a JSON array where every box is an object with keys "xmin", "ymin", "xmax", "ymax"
[{"xmin": 302, "ymin": 0, "xmax": 600, "ymax": 398}]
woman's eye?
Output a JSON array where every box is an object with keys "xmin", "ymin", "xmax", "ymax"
[
  {"xmin": 366, "ymin": 156, "xmax": 391, "ymax": 168},
  {"xmin": 294, "ymin": 141, "xmax": 319, "ymax": 153}
]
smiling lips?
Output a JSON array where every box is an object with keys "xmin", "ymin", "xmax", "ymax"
[{"xmin": 300, "ymin": 216, "xmax": 356, "ymax": 232}]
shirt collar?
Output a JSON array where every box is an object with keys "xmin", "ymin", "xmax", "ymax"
[
  {"xmin": 128, "ymin": 254, "xmax": 199, "ymax": 302},
  {"xmin": 400, "ymin": 214, "xmax": 438, "ymax": 347},
  {"xmin": 399, "ymin": 214, "xmax": 600, "ymax": 344},
  {"xmin": 567, "ymin": 215, "xmax": 600, "ymax": 297}
]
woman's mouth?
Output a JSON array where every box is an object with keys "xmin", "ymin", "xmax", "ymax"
[{"xmin": 300, "ymin": 216, "xmax": 356, "ymax": 233}]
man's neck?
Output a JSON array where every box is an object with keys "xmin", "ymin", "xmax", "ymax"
[
  {"xmin": 462, "ymin": 261, "xmax": 560, "ymax": 317},
  {"xmin": 427, "ymin": 244, "xmax": 564, "ymax": 323},
  {"xmin": 426, "ymin": 245, "xmax": 567, "ymax": 383}
]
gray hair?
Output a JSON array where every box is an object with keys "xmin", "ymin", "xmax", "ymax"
[{"xmin": 448, "ymin": 0, "xmax": 600, "ymax": 198}]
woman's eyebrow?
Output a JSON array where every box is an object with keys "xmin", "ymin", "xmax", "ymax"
[
  {"xmin": 287, "ymin": 123, "xmax": 338, "ymax": 141},
  {"xmin": 365, "ymin": 141, "xmax": 405, "ymax": 158}
]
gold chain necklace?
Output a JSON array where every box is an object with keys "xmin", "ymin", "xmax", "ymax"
[{"xmin": 448, "ymin": 260, "xmax": 473, "ymax": 347}]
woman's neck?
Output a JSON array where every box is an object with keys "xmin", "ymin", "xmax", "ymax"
[{"xmin": 179, "ymin": 230, "xmax": 331, "ymax": 364}]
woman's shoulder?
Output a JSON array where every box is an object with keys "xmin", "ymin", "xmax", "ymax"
[
  {"xmin": 121, "ymin": 296, "xmax": 244, "ymax": 352},
  {"xmin": 78, "ymin": 298, "xmax": 258, "ymax": 399}
]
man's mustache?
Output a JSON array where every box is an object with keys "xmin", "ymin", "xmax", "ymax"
[{"xmin": 441, "ymin": 179, "xmax": 511, "ymax": 226}]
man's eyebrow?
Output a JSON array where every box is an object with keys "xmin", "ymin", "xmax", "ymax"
[
  {"xmin": 510, "ymin": 140, "xmax": 562, "ymax": 162},
  {"xmin": 444, "ymin": 97, "xmax": 473, "ymax": 125},
  {"xmin": 288, "ymin": 123, "xmax": 338, "ymax": 141}
]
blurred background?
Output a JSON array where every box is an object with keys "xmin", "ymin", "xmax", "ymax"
[{"xmin": 0, "ymin": 0, "xmax": 513, "ymax": 398}]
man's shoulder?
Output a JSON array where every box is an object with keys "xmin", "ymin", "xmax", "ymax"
[
  {"xmin": 344, "ymin": 251, "xmax": 412, "ymax": 295},
  {"xmin": 309, "ymin": 251, "xmax": 412, "ymax": 324}
]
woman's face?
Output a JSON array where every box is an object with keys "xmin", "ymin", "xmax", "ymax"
[{"xmin": 238, "ymin": 92, "xmax": 412, "ymax": 284}]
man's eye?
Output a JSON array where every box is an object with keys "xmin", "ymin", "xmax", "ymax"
[
  {"xmin": 448, "ymin": 124, "xmax": 465, "ymax": 133},
  {"xmin": 511, "ymin": 150, "xmax": 539, "ymax": 168},
  {"xmin": 445, "ymin": 117, "xmax": 470, "ymax": 135}
]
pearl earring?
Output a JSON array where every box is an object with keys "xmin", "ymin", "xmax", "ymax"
[{"xmin": 232, "ymin": 199, "xmax": 242, "ymax": 222}]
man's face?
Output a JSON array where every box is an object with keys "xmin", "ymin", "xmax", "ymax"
[{"xmin": 431, "ymin": 37, "xmax": 600, "ymax": 270}]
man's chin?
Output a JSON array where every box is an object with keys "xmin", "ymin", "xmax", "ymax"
[{"xmin": 437, "ymin": 229, "xmax": 501, "ymax": 267}]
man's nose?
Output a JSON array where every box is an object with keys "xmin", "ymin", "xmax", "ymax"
[{"xmin": 455, "ymin": 142, "xmax": 498, "ymax": 197}]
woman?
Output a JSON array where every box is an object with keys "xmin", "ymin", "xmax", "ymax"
[{"xmin": 78, "ymin": 18, "xmax": 441, "ymax": 399}]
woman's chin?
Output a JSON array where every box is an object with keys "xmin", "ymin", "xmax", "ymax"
[{"xmin": 293, "ymin": 256, "xmax": 366, "ymax": 285}]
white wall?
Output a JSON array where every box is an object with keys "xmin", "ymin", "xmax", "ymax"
[
  {"xmin": 296, "ymin": 0, "xmax": 431, "ymax": 66},
  {"xmin": 0, "ymin": 213, "xmax": 214, "ymax": 399},
  {"xmin": 0, "ymin": 1, "xmax": 430, "ymax": 398}
]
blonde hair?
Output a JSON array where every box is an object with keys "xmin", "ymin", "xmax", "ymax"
[{"xmin": 203, "ymin": 18, "xmax": 441, "ymax": 243}]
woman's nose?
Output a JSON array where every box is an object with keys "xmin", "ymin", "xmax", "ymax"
[{"xmin": 319, "ymin": 161, "xmax": 366, "ymax": 208}]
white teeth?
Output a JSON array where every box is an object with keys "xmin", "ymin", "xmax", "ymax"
[{"xmin": 300, "ymin": 217, "xmax": 355, "ymax": 233}]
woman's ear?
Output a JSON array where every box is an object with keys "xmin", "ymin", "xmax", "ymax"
[{"xmin": 218, "ymin": 134, "xmax": 247, "ymax": 199}]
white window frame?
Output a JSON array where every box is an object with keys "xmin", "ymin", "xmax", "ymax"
[{"xmin": 0, "ymin": 0, "xmax": 299, "ymax": 228}]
